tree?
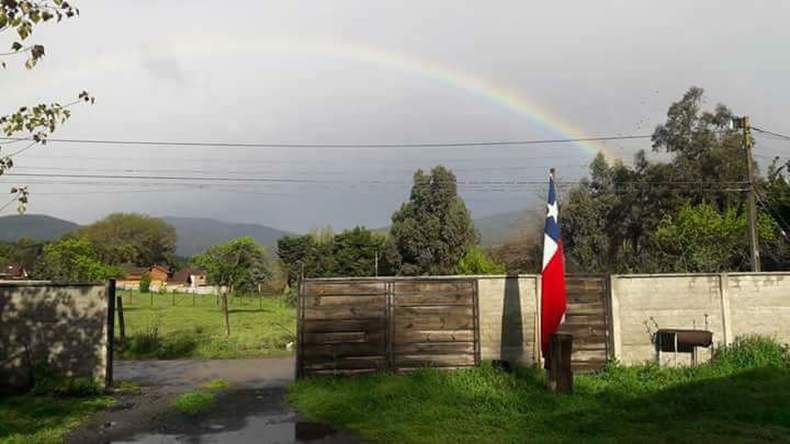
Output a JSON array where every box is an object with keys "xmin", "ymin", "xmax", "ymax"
[
  {"xmin": 193, "ymin": 237, "xmax": 270, "ymax": 336},
  {"xmin": 390, "ymin": 166, "xmax": 478, "ymax": 275},
  {"xmin": 35, "ymin": 238, "xmax": 120, "ymax": 283},
  {"xmin": 332, "ymin": 227, "xmax": 396, "ymax": 277},
  {"xmin": 75, "ymin": 213, "xmax": 177, "ymax": 266},
  {"xmin": 1, "ymin": 1, "xmax": 93, "ymax": 213},
  {"xmin": 561, "ymin": 87, "xmax": 776, "ymax": 273},
  {"xmin": 457, "ymin": 246, "xmax": 506, "ymax": 275},
  {"xmin": 276, "ymin": 227, "xmax": 398, "ymax": 284},
  {"xmin": 652, "ymin": 203, "xmax": 775, "ymax": 272}
]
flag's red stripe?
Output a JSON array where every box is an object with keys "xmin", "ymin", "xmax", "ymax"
[{"xmin": 541, "ymin": 242, "xmax": 567, "ymax": 355}]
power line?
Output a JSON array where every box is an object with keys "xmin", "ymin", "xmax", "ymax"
[
  {"xmin": 754, "ymin": 127, "xmax": 790, "ymax": 142},
  {"xmin": 0, "ymin": 134, "xmax": 653, "ymax": 149},
  {"xmin": 2, "ymin": 171, "xmax": 748, "ymax": 186}
]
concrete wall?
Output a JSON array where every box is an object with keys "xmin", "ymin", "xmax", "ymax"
[
  {"xmin": 477, "ymin": 275, "xmax": 541, "ymax": 366},
  {"xmin": 0, "ymin": 282, "xmax": 108, "ymax": 391},
  {"xmin": 610, "ymin": 273, "xmax": 790, "ymax": 366}
]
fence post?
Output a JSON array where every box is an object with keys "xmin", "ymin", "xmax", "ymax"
[
  {"xmin": 106, "ymin": 279, "xmax": 116, "ymax": 387},
  {"xmin": 117, "ymin": 295, "xmax": 126, "ymax": 349},
  {"xmin": 719, "ymin": 273, "xmax": 732, "ymax": 346},
  {"xmin": 546, "ymin": 333, "xmax": 573, "ymax": 394},
  {"xmin": 609, "ymin": 275, "xmax": 622, "ymax": 361}
]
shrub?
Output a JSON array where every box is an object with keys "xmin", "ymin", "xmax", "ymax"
[
  {"xmin": 713, "ymin": 335, "xmax": 789, "ymax": 370},
  {"xmin": 139, "ymin": 272, "xmax": 151, "ymax": 293}
]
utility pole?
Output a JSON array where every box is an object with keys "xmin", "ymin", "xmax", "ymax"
[
  {"xmin": 735, "ymin": 116, "xmax": 761, "ymax": 271},
  {"xmin": 374, "ymin": 250, "xmax": 379, "ymax": 277}
]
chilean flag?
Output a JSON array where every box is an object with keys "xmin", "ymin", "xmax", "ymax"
[{"xmin": 541, "ymin": 169, "xmax": 567, "ymax": 356}]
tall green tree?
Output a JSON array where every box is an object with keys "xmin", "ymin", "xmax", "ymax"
[
  {"xmin": 1, "ymin": 1, "xmax": 92, "ymax": 213},
  {"xmin": 390, "ymin": 166, "xmax": 478, "ymax": 275},
  {"xmin": 75, "ymin": 213, "xmax": 177, "ymax": 266},
  {"xmin": 561, "ymin": 87, "xmax": 779, "ymax": 273},
  {"xmin": 35, "ymin": 238, "xmax": 120, "ymax": 283}
]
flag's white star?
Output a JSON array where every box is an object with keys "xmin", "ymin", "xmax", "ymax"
[{"xmin": 547, "ymin": 201, "xmax": 559, "ymax": 221}]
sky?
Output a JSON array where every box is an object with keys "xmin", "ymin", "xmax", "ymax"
[{"xmin": 2, "ymin": 0, "xmax": 789, "ymax": 232}]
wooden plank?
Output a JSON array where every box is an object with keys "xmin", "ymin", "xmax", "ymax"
[
  {"xmin": 565, "ymin": 303, "xmax": 605, "ymax": 316},
  {"xmin": 303, "ymin": 331, "xmax": 384, "ymax": 344},
  {"xmin": 393, "ymin": 342, "xmax": 475, "ymax": 354},
  {"xmin": 395, "ymin": 292, "xmax": 473, "ymax": 306},
  {"xmin": 302, "ymin": 282, "xmax": 386, "ymax": 296},
  {"xmin": 394, "ymin": 316, "xmax": 474, "ymax": 331},
  {"xmin": 394, "ymin": 353, "xmax": 476, "ymax": 367},
  {"xmin": 394, "ymin": 306, "xmax": 474, "ymax": 318},
  {"xmin": 302, "ymin": 319, "xmax": 385, "ymax": 333},
  {"xmin": 393, "ymin": 281, "xmax": 475, "ymax": 295},
  {"xmin": 304, "ymin": 295, "xmax": 386, "ymax": 306},
  {"xmin": 303, "ymin": 305, "xmax": 385, "ymax": 321},
  {"xmin": 305, "ymin": 368, "xmax": 379, "ymax": 376},
  {"xmin": 302, "ymin": 342, "xmax": 385, "ymax": 358},
  {"xmin": 565, "ymin": 292, "xmax": 604, "ymax": 304},
  {"xmin": 303, "ymin": 356, "xmax": 387, "ymax": 371},
  {"xmin": 395, "ymin": 329, "xmax": 475, "ymax": 343}
]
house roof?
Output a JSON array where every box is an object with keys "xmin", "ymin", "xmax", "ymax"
[
  {"xmin": 0, "ymin": 263, "xmax": 26, "ymax": 278},
  {"xmin": 170, "ymin": 267, "xmax": 207, "ymax": 284}
]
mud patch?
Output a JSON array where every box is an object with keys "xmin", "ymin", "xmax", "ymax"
[{"xmin": 69, "ymin": 387, "xmax": 359, "ymax": 443}]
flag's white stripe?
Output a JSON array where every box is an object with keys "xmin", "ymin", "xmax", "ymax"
[{"xmin": 542, "ymin": 235, "xmax": 557, "ymax": 271}]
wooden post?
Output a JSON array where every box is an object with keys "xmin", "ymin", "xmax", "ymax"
[
  {"xmin": 106, "ymin": 279, "xmax": 116, "ymax": 387},
  {"xmin": 117, "ymin": 295, "xmax": 126, "ymax": 349},
  {"xmin": 546, "ymin": 333, "xmax": 573, "ymax": 394}
]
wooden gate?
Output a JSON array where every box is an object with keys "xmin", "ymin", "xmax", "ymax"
[
  {"xmin": 560, "ymin": 275, "xmax": 612, "ymax": 372},
  {"xmin": 297, "ymin": 278, "xmax": 480, "ymax": 377}
]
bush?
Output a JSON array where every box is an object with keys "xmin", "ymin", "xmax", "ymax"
[
  {"xmin": 713, "ymin": 335, "xmax": 790, "ymax": 370},
  {"xmin": 139, "ymin": 272, "xmax": 151, "ymax": 293}
]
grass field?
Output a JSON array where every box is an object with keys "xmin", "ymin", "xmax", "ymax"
[
  {"xmin": 289, "ymin": 336, "xmax": 790, "ymax": 443},
  {"xmin": 116, "ymin": 290, "xmax": 296, "ymax": 359},
  {"xmin": 0, "ymin": 394, "xmax": 113, "ymax": 444}
]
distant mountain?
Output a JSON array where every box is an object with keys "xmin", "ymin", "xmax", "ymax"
[
  {"xmin": 0, "ymin": 214, "xmax": 81, "ymax": 242},
  {"xmin": 162, "ymin": 216, "xmax": 292, "ymax": 257},
  {"xmin": 474, "ymin": 209, "xmax": 538, "ymax": 246}
]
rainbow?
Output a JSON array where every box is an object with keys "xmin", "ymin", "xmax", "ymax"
[{"xmin": 168, "ymin": 36, "xmax": 615, "ymax": 158}]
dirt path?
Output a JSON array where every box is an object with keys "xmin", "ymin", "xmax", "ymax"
[{"xmin": 68, "ymin": 358, "xmax": 360, "ymax": 443}]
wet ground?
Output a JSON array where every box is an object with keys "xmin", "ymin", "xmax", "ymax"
[{"xmin": 68, "ymin": 358, "xmax": 361, "ymax": 444}]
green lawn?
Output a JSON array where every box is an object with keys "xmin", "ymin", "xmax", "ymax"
[
  {"xmin": 289, "ymin": 337, "xmax": 790, "ymax": 443},
  {"xmin": 116, "ymin": 290, "xmax": 296, "ymax": 359},
  {"xmin": 0, "ymin": 394, "xmax": 113, "ymax": 444}
]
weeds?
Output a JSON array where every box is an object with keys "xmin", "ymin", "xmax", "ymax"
[{"xmin": 173, "ymin": 391, "xmax": 215, "ymax": 416}]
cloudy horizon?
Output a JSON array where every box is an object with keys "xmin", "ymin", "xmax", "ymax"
[{"xmin": 2, "ymin": 0, "xmax": 789, "ymax": 231}]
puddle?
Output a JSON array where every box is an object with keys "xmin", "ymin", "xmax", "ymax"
[{"xmin": 113, "ymin": 408, "xmax": 355, "ymax": 443}]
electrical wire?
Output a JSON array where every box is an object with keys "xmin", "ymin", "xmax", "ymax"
[{"xmin": 0, "ymin": 134, "xmax": 653, "ymax": 149}]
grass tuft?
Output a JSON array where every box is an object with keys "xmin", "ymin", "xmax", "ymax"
[
  {"xmin": 200, "ymin": 378, "xmax": 231, "ymax": 392},
  {"xmin": 173, "ymin": 390, "xmax": 215, "ymax": 416}
]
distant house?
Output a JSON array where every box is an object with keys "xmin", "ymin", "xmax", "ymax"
[
  {"xmin": 117, "ymin": 264, "xmax": 171, "ymax": 289},
  {"xmin": 170, "ymin": 267, "xmax": 208, "ymax": 289},
  {"xmin": 0, "ymin": 263, "xmax": 28, "ymax": 280}
]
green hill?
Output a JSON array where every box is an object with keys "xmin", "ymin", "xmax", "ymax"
[{"xmin": 0, "ymin": 214, "xmax": 81, "ymax": 242}]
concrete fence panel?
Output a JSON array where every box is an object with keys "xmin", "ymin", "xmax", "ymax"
[{"xmin": 0, "ymin": 282, "xmax": 109, "ymax": 391}]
